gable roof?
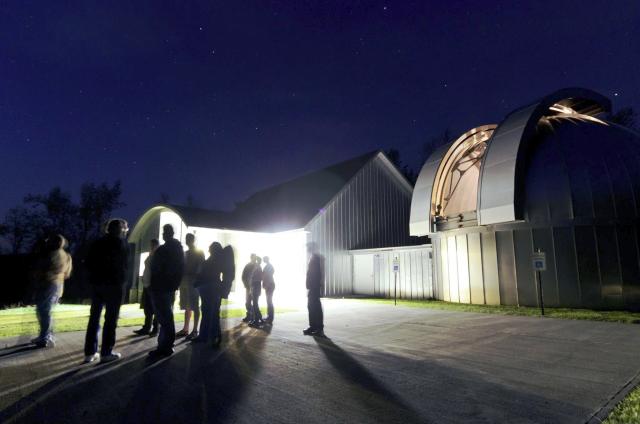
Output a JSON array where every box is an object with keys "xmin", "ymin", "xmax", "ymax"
[
  {"xmin": 149, "ymin": 150, "xmax": 411, "ymax": 233},
  {"xmin": 232, "ymin": 151, "xmax": 379, "ymax": 232}
]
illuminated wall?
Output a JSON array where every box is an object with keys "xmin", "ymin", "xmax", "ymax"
[{"xmin": 131, "ymin": 207, "xmax": 308, "ymax": 308}]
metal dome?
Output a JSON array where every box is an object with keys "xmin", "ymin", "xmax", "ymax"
[{"xmin": 410, "ymin": 88, "xmax": 640, "ymax": 309}]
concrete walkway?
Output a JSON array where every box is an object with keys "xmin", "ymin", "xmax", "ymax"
[{"xmin": 0, "ymin": 300, "xmax": 639, "ymax": 423}]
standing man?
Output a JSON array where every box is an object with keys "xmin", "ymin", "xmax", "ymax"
[
  {"xmin": 149, "ymin": 224, "xmax": 184, "ymax": 358},
  {"xmin": 84, "ymin": 219, "xmax": 129, "ymax": 363},
  {"xmin": 249, "ymin": 256, "xmax": 264, "ymax": 327},
  {"xmin": 134, "ymin": 238, "xmax": 159, "ymax": 336},
  {"xmin": 176, "ymin": 233, "xmax": 205, "ymax": 340},
  {"xmin": 262, "ymin": 256, "xmax": 275, "ymax": 324},
  {"xmin": 240, "ymin": 254, "xmax": 257, "ymax": 323},
  {"xmin": 303, "ymin": 242, "xmax": 325, "ymax": 336}
]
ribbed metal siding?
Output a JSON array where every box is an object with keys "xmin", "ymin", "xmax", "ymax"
[
  {"xmin": 306, "ymin": 156, "xmax": 415, "ymax": 296},
  {"xmin": 351, "ymin": 246, "xmax": 432, "ymax": 299},
  {"xmin": 432, "ymin": 222, "xmax": 640, "ymax": 309}
]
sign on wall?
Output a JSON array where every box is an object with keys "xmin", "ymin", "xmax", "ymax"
[
  {"xmin": 531, "ymin": 251, "xmax": 546, "ymax": 271},
  {"xmin": 393, "ymin": 257, "xmax": 400, "ymax": 273}
]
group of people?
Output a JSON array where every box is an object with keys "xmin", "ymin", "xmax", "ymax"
[
  {"xmin": 241, "ymin": 253, "xmax": 275, "ymax": 327},
  {"xmin": 29, "ymin": 219, "xmax": 327, "ymax": 363},
  {"xmin": 126, "ymin": 224, "xmax": 236, "ymax": 361}
]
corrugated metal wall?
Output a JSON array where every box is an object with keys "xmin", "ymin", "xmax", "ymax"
[
  {"xmin": 305, "ymin": 155, "xmax": 415, "ymax": 296},
  {"xmin": 432, "ymin": 223, "xmax": 640, "ymax": 309},
  {"xmin": 350, "ymin": 246, "xmax": 433, "ymax": 299}
]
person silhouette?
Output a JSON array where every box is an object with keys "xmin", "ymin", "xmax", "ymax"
[
  {"xmin": 240, "ymin": 254, "xmax": 257, "ymax": 322},
  {"xmin": 176, "ymin": 233, "xmax": 205, "ymax": 340},
  {"xmin": 303, "ymin": 242, "xmax": 325, "ymax": 337},
  {"xmin": 193, "ymin": 242, "xmax": 224, "ymax": 346},
  {"xmin": 262, "ymin": 256, "xmax": 275, "ymax": 324},
  {"xmin": 83, "ymin": 219, "xmax": 129, "ymax": 363},
  {"xmin": 32, "ymin": 234, "xmax": 72, "ymax": 348},
  {"xmin": 148, "ymin": 224, "xmax": 184, "ymax": 358},
  {"xmin": 134, "ymin": 238, "xmax": 159, "ymax": 336},
  {"xmin": 249, "ymin": 256, "xmax": 264, "ymax": 327}
]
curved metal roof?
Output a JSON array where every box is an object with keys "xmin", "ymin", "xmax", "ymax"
[
  {"xmin": 410, "ymin": 87, "xmax": 613, "ymax": 236},
  {"xmin": 478, "ymin": 87, "xmax": 611, "ymax": 225}
]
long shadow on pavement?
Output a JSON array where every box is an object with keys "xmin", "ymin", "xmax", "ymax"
[
  {"xmin": 313, "ymin": 335, "xmax": 426, "ymax": 424},
  {"xmin": 0, "ymin": 322, "xmax": 270, "ymax": 423},
  {"xmin": 121, "ymin": 323, "xmax": 270, "ymax": 423}
]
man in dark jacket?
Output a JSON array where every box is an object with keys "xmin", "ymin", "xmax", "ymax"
[
  {"xmin": 249, "ymin": 256, "xmax": 264, "ymax": 327},
  {"xmin": 303, "ymin": 242, "xmax": 325, "ymax": 336},
  {"xmin": 83, "ymin": 219, "xmax": 129, "ymax": 364},
  {"xmin": 149, "ymin": 224, "xmax": 184, "ymax": 357},
  {"xmin": 240, "ymin": 254, "xmax": 257, "ymax": 322},
  {"xmin": 262, "ymin": 256, "xmax": 275, "ymax": 324}
]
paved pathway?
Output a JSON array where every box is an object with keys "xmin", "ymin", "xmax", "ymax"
[{"xmin": 0, "ymin": 300, "xmax": 639, "ymax": 423}]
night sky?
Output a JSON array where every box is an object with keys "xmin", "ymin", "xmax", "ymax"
[{"xmin": 1, "ymin": 1, "xmax": 638, "ymax": 223}]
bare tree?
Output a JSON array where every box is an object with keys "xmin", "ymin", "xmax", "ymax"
[
  {"xmin": 24, "ymin": 187, "xmax": 78, "ymax": 246},
  {"xmin": 79, "ymin": 181, "xmax": 125, "ymax": 243},
  {"xmin": 0, "ymin": 206, "xmax": 46, "ymax": 254},
  {"xmin": 385, "ymin": 148, "xmax": 417, "ymax": 185}
]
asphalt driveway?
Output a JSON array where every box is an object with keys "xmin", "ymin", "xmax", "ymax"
[{"xmin": 0, "ymin": 299, "xmax": 639, "ymax": 423}]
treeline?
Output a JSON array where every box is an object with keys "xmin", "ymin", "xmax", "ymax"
[
  {"xmin": 0, "ymin": 181, "xmax": 125, "ymax": 306},
  {"xmin": 0, "ymin": 181, "xmax": 124, "ymax": 255}
]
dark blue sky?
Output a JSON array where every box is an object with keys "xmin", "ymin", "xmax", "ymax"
[{"xmin": 1, "ymin": 1, "xmax": 638, "ymax": 223}]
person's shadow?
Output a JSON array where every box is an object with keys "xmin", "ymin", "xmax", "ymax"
[
  {"xmin": 0, "ymin": 345, "xmax": 41, "ymax": 358},
  {"xmin": 313, "ymin": 336, "xmax": 425, "ymax": 423},
  {"xmin": 121, "ymin": 323, "xmax": 271, "ymax": 423}
]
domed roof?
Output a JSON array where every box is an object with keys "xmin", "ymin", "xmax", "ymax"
[
  {"xmin": 523, "ymin": 118, "xmax": 640, "ymax": 225},
  {"xmin": 409, "ymin": 87, "xmax": 626, "ymax": 236}
]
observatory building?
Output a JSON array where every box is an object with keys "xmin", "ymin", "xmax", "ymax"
[
  {"xmin": 128, "ymin": 151, "xmax": 416, "ymax": 305},
  {"xmin": 410, "ymin": 88, "xmax": 640, "ymax": 309}
]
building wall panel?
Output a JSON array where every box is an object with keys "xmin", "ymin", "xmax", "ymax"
[
  {"xmin": 306, "ymin": 157, "xmax": 415, "ymax": 296},
  {"xmin": 496, "ymin": 230, "xmax": 518, "ymax": 305},
  {"xmin": 618, "ymin": 226, "xmax": 640, "ymax": 306},
  {"xmin": 456, "ymin": 235, "xmax": 471, "ymax": 304},
  {"xmin": 552, "ymin": 227, "xmax": 581, "ymax": 307},
  {"xmin": 596, "ymin": 225, "xmax": 623, "ymax": 308},
  {"xmin": 481, "ymin": 232, "xmax": 501, "ymax": 305},
  {"xmin": 467, "ymin": 232, "xmax": 485, "ymax": 304},
  {"xmin": 574, "ymin": 226, "xmax": 601, "ymax": 308},
  {"xmin": 350, "ymin": 246, "xmax": 433, "ymax": 299},
  {"xmin": 514, "ymin": 229, "xmax": 536, "ymax": 307}
]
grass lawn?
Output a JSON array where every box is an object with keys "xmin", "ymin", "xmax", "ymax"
[
  {"xmin": 0, "ymin": 303, "xmax": 297, "ymax": 339},
  {"xmin": 604, "ymin": 384, "xmax": 640, "ymax": 424},
  {"xmin": 354, "ymin": 298, "xmax": 640, "ymax": 324}
]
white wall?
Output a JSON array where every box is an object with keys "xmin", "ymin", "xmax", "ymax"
[{"xmin": 350, "ymin": 245, "xmax": 433, "ymax": 299}]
